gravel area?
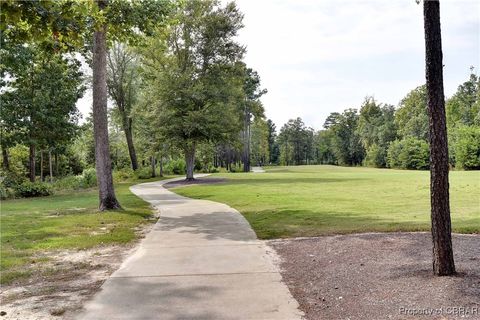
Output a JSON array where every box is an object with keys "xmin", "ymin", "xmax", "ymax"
[
  {"xmin": 0, "ymin": 224, "xmax": 155, "ymax": 320},
  {"xmin": 270, "ymin": 232, "xmax": 480, "ymax": 320}
]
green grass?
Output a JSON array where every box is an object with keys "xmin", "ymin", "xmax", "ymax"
[
  {"xmin": 0, "ymin": 176, "xmax": 172, "ymax": 285},
  {"xmin": 172, "ymin": 166, "xmax": 480, "ymax": 239}
]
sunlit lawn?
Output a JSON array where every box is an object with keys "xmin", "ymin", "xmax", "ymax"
[{"xmin": 172, "ymin": 165, "xmax": 480, "ymax": 239}]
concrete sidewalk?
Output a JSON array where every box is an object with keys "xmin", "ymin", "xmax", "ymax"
[{"xmin": 78, "ymin": 176, "xmax": 303, "ymax": 320}]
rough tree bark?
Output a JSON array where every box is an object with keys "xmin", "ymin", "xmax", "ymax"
[
  {"xmin": 49, "ymin": 150, "xmax": 53, "ymax": 182},
  {"xmin": 423, "ymin": 0, "xmax": 455, "ymax": 276},
  {"xmin": 151, "ymin": 156, "xmax": 156, "ymax": 178},
  {"xmin": 159, "ymin": 157, "xmax": 163, "ymax": 177},
  {"xmin": 92, "ymin": 0, "xmax": 121, "ymax": 210},
  {"xmin": 2, "ymin": 148, "xmax": 9, "ymax": 170},
  {"xmin": 40, "ymin": 151, "xmax": 44, "ymax": 182},
  {"xmin": 29, "ymin": 143, "xmax": 35, "ymax": 182},
  {"xmin": 124, "ymin": 117, "xmax": 138, "ymax": 170},
  {"xmin": 54, "ymin": 152, "xmax": 58, "ymax": 176},
  {"xmin": 242, "ymin": 106, "xmax": 251, "ymax": 172},
  {"xmin": 107, "ymin": 45, "xmax": 139, "ymax": 171},
  {"xmin": 185, "ymin": 144, "xmax": 196, "ymax": 181}
]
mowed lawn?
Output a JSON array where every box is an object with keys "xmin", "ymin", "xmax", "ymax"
[
  {"xmin": 0, "ymin": 177, "xmax": 171, "ymax": 285},
  {"xmin": 173, "ymin": 166, "xmax": 480, "ymax": 239}
]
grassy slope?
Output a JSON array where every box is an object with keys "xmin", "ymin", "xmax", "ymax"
[
  {"xmin": 173, "ymin": 166, "xmax": 480, "ymax": 239},
  {"xmin": 0, "ymin": 177, "xmax": 171, "ymax": 285}
]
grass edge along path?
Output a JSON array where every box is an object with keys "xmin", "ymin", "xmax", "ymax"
[
  {"xmin": 0, "ymin": 176, "xmax": 173, "ymax": 286},
  {"xmin": 172, "ymin": 166, "xmax": 480, "ymax": 239}
]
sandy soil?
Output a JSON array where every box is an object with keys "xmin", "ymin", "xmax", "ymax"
[
  {"xmin": 270, "ymin": 233, "xmax": 480, "ymax": 320},
  {"xmin": 163, "ymin": 177, "xmax": 227, "ymax": 189},
  {"xmin": 0, "ymin": 226, "xmax": 154, "ymax": 320}
]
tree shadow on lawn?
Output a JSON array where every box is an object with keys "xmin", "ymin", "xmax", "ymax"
[
  {"xmin": 243, "ymin": 209, "xmax": 433, "ymax": 239},
  {"xmin": 152, "ymin": 207, "xmax": 429, "ymax": 241},
  {"xmin": 223, "ymin": 176, "xmax": 369, "ymax": 186}
]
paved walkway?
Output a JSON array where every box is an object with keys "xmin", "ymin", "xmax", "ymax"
[{"xmin": 78, "ymin": 176, "xmax": 303, "ymax": 320}]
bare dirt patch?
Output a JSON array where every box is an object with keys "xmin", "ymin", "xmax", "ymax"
[
  {"xmin": 163, "ymin": 177, "xmax": 227, "ymax": 189},
  {"xmin": 270, "ymin": 233, "xmax": 480, "ymax": 320},
  {"xmin": 0, "ymin": 225, "xmax": 155, "ymax": 320}
]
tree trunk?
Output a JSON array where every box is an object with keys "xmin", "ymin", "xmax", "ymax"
[
  {"xmin": 423, "ymin": 0, "xmax": 455, "ymax": 276},
  {"xmin": 285, "ymin": 141, "xmax": 289, "ymax": 166},
  {"xmin": 243, "ymin": 107, "xmax": 251, "ymax": 172},
  {"xmin": 40, "ymin": 150, "xmax": 44, "ymax": 182},
  {"xmin": 49, "ymin": 150, "xmax": 53, "ymax": 182},
  {"xmin": 159, "ymin": 157, "xmax": 163, "ymax": 177},
  {"xmin": 124, "ymin": 117, "xmax": 138, "ymax": 171},
  {"xmin": 151, "ymin": 156, "xmax": 156, "ymax": 178},
  {"xmin": 29, "ymin": 143, "xmax": 35, "ymax": 182},
  {"xmin": 247, "ymin": 120, "xmax": 251, "ymax": 170},
  {"xmin": 92, "ymin": 6, "xmax": 121, "ymax": 211},
  {"xmin": 185, "ymin": 144, "xmax": 196, "ymax": 181},
  {"xmin": 54, "ymin": 152, "xmax": 58, "ymax": 176},
  {"xmin": 2, "ymin": 148, "xmax": 9, "ymax": 170}
]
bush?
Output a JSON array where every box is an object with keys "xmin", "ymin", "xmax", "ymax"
[
  {"xmin": 387, "ymin": 138, "xmax": 430, "ymax": 170},
  {"xmin": 53, "ymin": 175, "xmax": 84, "ymax": 190},
  {"xmin": 52, "ymin": 168, "xmax": 97, "ymax": 191},
  {"xmin": 14, "ymin": 181, "xmax": 53, "ymax": 197},
  {"xmin": 0, "ymin": 185, "xmax": 15, "ymax": 200},
  {"xmin": 228, "ymin": 163, "xmax": 243, "ymax": 173},
  {"xmin": 0, "ymin": 169, "xmax": 27, "ymax": 188},
  {"xmin": 135, "ymin": 167, "xmax": 153, "ymax": 179},
  {"xmin": 8, "ymin": 145, "xmax": 29, "ymax": 177},
  {"xmin": 364, "ymin": 144, "xmax": 387, "ymax": 168},
  {"xmin": 81, "ymin": 168, "xmax": 97, "ymax": 188},
  {"xmin": 201, "ymin": 165, "xmax": 219, "ymax": 173},
  {"xmin": 454, "ymin": 126, "xmax": 480, "ymax": 170},
  {"xmin": 164, "ymin": 159, "xmax": 186, "ymax": 175},
  {"xmin": 113, "ymin": 167, "xmax": 134, "ymax": 182}
]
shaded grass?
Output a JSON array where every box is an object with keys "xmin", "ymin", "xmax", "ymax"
[
  {"xmin": 172, "ymin": 166, "xmax": 480, "ymax": 239},
  {"xmin": 0, "ymin": 176, "xmax": 173, "ymax": 285}
]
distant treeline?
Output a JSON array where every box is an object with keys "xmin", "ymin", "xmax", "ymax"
[{"xmin": 262, "ymin": 71, "xmax": 480, "ymax": 170}]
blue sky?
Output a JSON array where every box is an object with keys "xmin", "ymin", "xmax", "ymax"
[{"xmin": 77, "ymin": 0, "xmax": 480, "ymax": 131}]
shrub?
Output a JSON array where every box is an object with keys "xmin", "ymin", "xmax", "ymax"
[
  {"xmin": 8, "ymin": 145, "xmax": 29, "ymax": 177},
  {"xmin": 364, "ymin": 144, "xmax": 387, "ymax": 168},
  {"xmin": 81, "ymin": 168, "xmax": 97, "ymax": 188},
  {"xmin": 135, "ymin": 167, "xmax": 153, "ymax": 179},
  {"xmin": 386, "ymin": 140, "xmax": 402, "ymax": 169},
  {"xmin": 164, "ymin": 159, "xmax": 186, "ymax": 175},
  {"xmin": 228, "ymin": 163, "xmax": 243, "ymax": 173},
  {"xmin": 0, "ymin": 185, "xmax": 15, "ymax": 200},
  {"xmin": 0, "ymin": 169, "xmax": 27, "ymax": 188},
  {"xmin": 14, "ymin": 181, "xmax": 53, "ymax": 197},
  {"xmin": 199, "ymin": 165, "xmax": 219, "ymax": 173},
  {"xmin": 454, "ymin": 126, "xmax": 480, "ymax": 170},
  {"xmin": 53, "ymin": 175, "xmax": 84, "ymax": 190},
  {"xmin": 113, "ymin": 167, "xmax": 134, "ymax": 182},
  {"xmin": 387, "ymin": 137, "xmax": 430, "ymax": 170}
]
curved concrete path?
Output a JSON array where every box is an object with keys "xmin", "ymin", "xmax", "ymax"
[{"xmin": 78, "ymin": 176, "xmax": 303, "ymax": 320}]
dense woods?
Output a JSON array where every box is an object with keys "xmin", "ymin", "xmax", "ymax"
[{"xmin": 271, "ymin": 74, "xmax": 479, "ymax": 170}]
